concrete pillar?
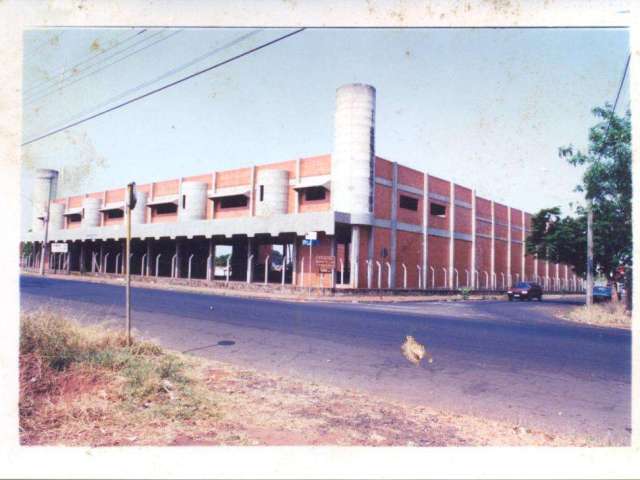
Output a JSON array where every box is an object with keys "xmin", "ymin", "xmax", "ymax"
[
  {"xmin": 534, "ymin": 255, "xmax": 539, "ymax": 282},
  {"xmin": 422, "ymin": 173, "xmax": 429, "ymax": 289},
  {"xmin": 246, "ymin": 237, "xmax": 254, "ymax": 283},
  {"xmin": 207, "ymin": 238, "xmax": 215, "ymax": 280},
  {"xmin": 146, "ymin": 238, "xmax": 153, "ymax": 276},
  {"xmin": 521, "ymin": 210, "xmax": 526, "ymax": 281},
  {"xmin": 175, "ymin": 239, "xmax": 183, "ymax": 278},
  {"xmin": 80, "ymin": 242, "xmax": 86, "ymax": 274},
  {"xmin": 490, "ymin": 201, "xmax": 496, "ymax": 289},
  {"xmin": 507, "ymin": 207, "xmax": 512, "ymax": 287},
  {"xmin": 448, "ymin": 182, "xmax": 455, "ymax": 289},
  {"xmin": 292, "ymin": 239, "xmax": 298, "ymax": 286},
  {"xmin": 470, "ymin": 189, "xmax": 477, "ymax": 289},
  {"xmin": 389, "ymin": 162, "xmax": 398, "ymax": 288},
  {"xmin": 350, "ymin": 226, "xmax": 360, "ymax": 288}
]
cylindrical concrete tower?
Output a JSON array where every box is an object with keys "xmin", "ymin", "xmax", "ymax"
[
  {"xmin": 31, "ymin": 168, "xmax": 59, "ymax": 232},
  {"xmin": 49, "ymin": 203, "xmax": 65, "ymax": 231},
  {"xmin": 179, "ymin": 181, "xmax": 208, "ymax": 221},
  {"xmin": 331, "ymin": 83, "xmax": 376, "ymax": 215},
  {"xmin": 131, "ymin": 190, "xmax": 148, "ymax": 224},
  {"xmin": 81, "ymin": 197, "xmax": 102, "ymax": 228},
  {"xmin": 255, "ymin": 169, "xmax": 289, "ymax": 216}
]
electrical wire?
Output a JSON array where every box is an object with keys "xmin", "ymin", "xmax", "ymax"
[
  {"xmin": 24, "ymin": 29, "xmax": 147, "ymax": 97},
  {"xmin": 25, "ymin": 29, "xmax": 179, "ymax": 106},
  {"xmin": 22, "ymin": 28, "xmax": 306, "ymax": 147},
  {"xmin": 602, "ymin": 53, "xmax": 630, "ymax": 145},
  {"xmin": 30, "ymin": 29, "xmax": 263, "ymax": 137}
]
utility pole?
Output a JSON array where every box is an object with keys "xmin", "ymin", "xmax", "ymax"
[
  {"xmin": 125, "ymin": 182, "xmax": 136, "ymax": 345},
  {"xmin": 39, "ymin": 178, "xmax": 53, "ymax": 276},
  {"xmin": 586, "ymin": 199, "xmax": 594, "ymax": 306}
]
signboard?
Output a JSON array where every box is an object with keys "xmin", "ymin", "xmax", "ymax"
[
  {"xmin": 305, "ymin": 231, "xmax": 318, "ymax": 241},
  {"xmin": 302, "ymin": 239, "xmax": 319, "ymax": 247},
  {"xmin": 51, "ymin": 243, "xmax": 68, "ymax": 253},
  {"xmin": 315, "ymin": 255, "xmax": 336, "ymax": 273}
]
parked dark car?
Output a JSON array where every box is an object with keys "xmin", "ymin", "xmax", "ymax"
[
  {"xmin": 507, "ymin": 282, "xmax": 543, "ymax": 301},
  {"xmin": 593, "ymin": 285, "xmax": 612, "ymax": 303}
]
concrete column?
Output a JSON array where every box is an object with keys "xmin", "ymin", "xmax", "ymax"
[
  {"xmin": 246, "ymin": 237, "xmax": 254, "ymax": 283},
  {"xmin": 389, "ymin": 162, "xmax": 398, "ymax": 288},
  {"xmin": 80, "ymin": 242, "xmax": 86, "ymax": 274},
  {"xmin": 295, "ymin": 158, "xmax": 301, "ymax": 214},
  {"xmin": 448, "ymin": 182, "xmax": 455, "ymax": 289},
  {"xmin": 422, "ymin": 173, "xmax": 429, "ymax": 289},
  {"xmin": 175, "ymin": 239, "xmax": 183, "ymax": 278},
  {"xmin": 564, "ymin": 265, "xmax": 569, "ymax": 290},
  {"xmin": 490, "ymin": 201, "xmax": 495, "ymax": 289},
  {"xmin": 470, "ymin": 189, "xmax": 477, "ymax": 289},
  {"xmin": 534, "ymin": 255, "xmax": 539, "ymax": 282},
  {"xmin": 350, "ymin": 225, "xmax": 360, "ymax": 288},
  {"xmin": 207, "ymin": 238, "xmax": 215, "ymax": 280},
  {"xmin": 146, "ymin": 238, "xmax": 153, "ymax": 276},
  {"xmin": 521, "ymin": 210, "xmax": 526, "ymax": 281},
  {"xmin": 507, "ymin": 207, "xmax": 512, "ymax": 287},
  {"xmin": 249, "ymin": 166, "xmax": 256, "ymax": 217},
  {"xmin": 292, "ymin": 238, "xmax": 298, "ymax": 286}
]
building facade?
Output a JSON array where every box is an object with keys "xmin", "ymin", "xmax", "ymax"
[{"xmin": 22, "ymin": 83, "xmax": 578, "ymax": 291}]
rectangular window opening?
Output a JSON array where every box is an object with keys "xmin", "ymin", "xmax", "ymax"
[
  {"xmin": 219, "ymin": 195, "xmax": 248, "ymax": 209},
  {"xmin": 67, "ymin": 213, "xmax": 82, "ymax": 223},
  {"xmin": 154, "ymin": 203, "xmax": 178, "ymax": 215},
  {"xmin": 399, "ymin": 194, "xmax": 418, "ymax": 211},
  {"xmin": 105, "ymin": 209, "xmax": 124, "ymax": 219},
  {"xmin": 430, "ymin": 202, "xmax": 446, "ymax": 217},
  {"xmin": 304, "ymin": 186, "xmax": 326, "ymax": 201}
]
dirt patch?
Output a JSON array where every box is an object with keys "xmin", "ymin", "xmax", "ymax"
[
  {"xmin": 557, "ymin": 302, "xmax": 631, "ymax": 330},
  {"xmin": 20, "ymin": 312, "xmax": 602, "ymax": 447}
]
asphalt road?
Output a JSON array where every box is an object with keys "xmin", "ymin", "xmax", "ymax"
[{"xmin": 20, "ymin": 275, "xmax": 631, "ymax": 444}]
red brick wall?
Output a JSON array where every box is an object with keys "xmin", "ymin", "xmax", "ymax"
[
  {"xmin": 397, "ymin": 191, "xmax": 422, "ymax": 225},
  {"xmin": 454, "ymin": 239, "xmax": 472, "ymax": 287},
  {"xmin": 395, "ymin": 230, "xmax": 422, "ymax": 288},
  {"xmin": 476, "ymin": 236, "xmax": 492, "ymax": 287},
  {"xmin": 427, "ymin": 235, "xmax": 449, "ymax": 288},
  {"xmin": 300, "ymin": 155, "xmax": 331, "ymax": 177},
  {"xmin": 398, "ymin": 165, "xmax": 424, "ymax": 190},
  {"xmin": 374, "ymin": 185, "xmax": 392, "ymax": 220},
  {"xmin": 375, "ymin": 157, "xmax": 393, "ymax": 180}
]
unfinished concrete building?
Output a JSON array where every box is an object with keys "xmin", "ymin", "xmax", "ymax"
[{"xmin": 21, "ymin": 83, "xmax": 579, "ymax": 291}]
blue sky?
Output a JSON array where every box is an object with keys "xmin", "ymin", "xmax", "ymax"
[{"xmin": 21, "ymin": 27, "xmax": 629, "ymax": 231}]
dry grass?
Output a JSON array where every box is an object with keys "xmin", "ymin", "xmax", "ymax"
[
  {"xmin": 20, "ymin": 310, "xmax": 607, "ymax": 446},
  {"xmin": 560, "ymin": 302, "xmax": 631, "ymax": 329},
  {"xmin": 20, "ymin": 310, "xmax": 219, "ymax": 446}
]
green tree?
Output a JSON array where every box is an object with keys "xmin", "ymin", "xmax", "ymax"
[{"xmin": 526, "ymin": 105, "xmax": 631, "ymax": 285}]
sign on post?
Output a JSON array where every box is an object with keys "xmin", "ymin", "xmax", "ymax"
[
  {"xmin": 51, "ymin": 243, "xmax": 68, "ymax": 253},
  {"xmin": 316, "ymin": 255, "xmax": 335, "ymax": 273}
]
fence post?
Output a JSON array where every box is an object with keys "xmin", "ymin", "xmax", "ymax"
[
  {"xmin": 300, "ymin": 257, "xmax": 305, "ymax": 287},
  {"xmin": 141, "ymin": 253, "xmax": 147, "ymax": 277},
  {"xmin": 188, "ymin": 254, "xmax": 194, "ymax": 279},
  {"xmin": 207, "ymin": 254, "xmax": 212, "ymax": 281},
  {"xmin": 281, "ymin": 256, "xmax": 286, "ymax": 286},
  {"xmin": 417, "ymin": 265, "xmax": 421, "ymax": 289},
  {"xmin": 441, "ymin": 267, "xmax": 447, "ymax": 289},
  {"xmin": 340, "ymin": 259, "xmax": 344, "ymax": 286},
  {"xmin": 264, "ymin": 255, "xmax": 270, "ymax": 285},
  {"xmin": 465, "ymin": 269, "xmax": 469, "ymax": 288},
  {"xmin": 454, "ymin": 268, "xmax": 459, "ymax": 289},
  {"xmin": 247, "ymin": 254, "xmax": 254, "ymax": 284},
  {"xmin": 225, "ymin": 256, "xmax": 231, "ymax": 284},
  {"xmin": 366, "ymin": 259, "xmax": 372, "ymax": 289},
  {"xmin": 402, "ymin": 263, "xmax": 407, "ymax": 289},
  {"xmin": 103, "ymin": 253, "xmax": 110, "ymax": 274},
  {"xmin": 155, "ymin": 254, "xmax": 162, "ymax": 278},
  {"xmin": 376, "ymin": 261, "xmax": 381, "ymax": 289},
  {"xmin": 171, "ymin": 254, "xmax": 177, "ymax": 278}
]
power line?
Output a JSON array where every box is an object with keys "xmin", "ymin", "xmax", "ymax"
[
  {"xmin": 22, "ymin": 28, "xmax": 305, "ymax": 147},
  {"xmin": 29, "ymin": 30, "xmax": 263, "ymax": 138},
  {"xmin": 25, "ymin": 29, "xmax": 177, "ymax": 106},
  {"xmin": 24, "ymin": 29, "xmax": 147, "ymax": 96},
  {"xmin": 602, "ymin": 53, "xmax": 630, "ymax": 145}
]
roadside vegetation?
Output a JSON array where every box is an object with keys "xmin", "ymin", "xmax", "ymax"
[
  {"xmin": 20, "ymin": 310, "xmax": 612, "ymax": 446},
  {"xmin": 559, "ymin": 301, "xmax": 631, "ymax": 330}
]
